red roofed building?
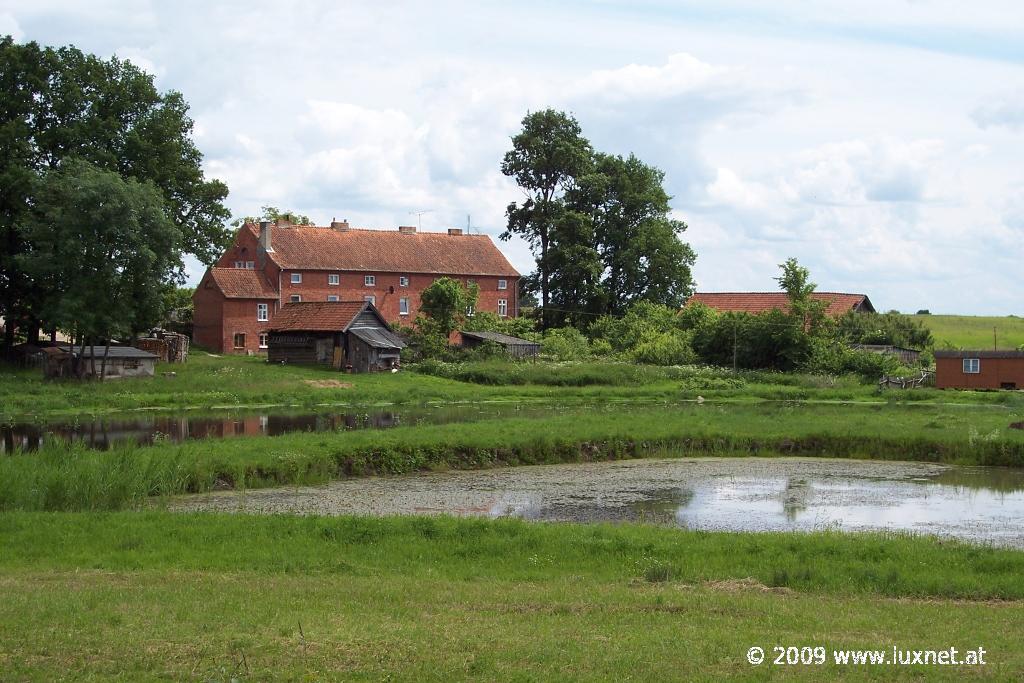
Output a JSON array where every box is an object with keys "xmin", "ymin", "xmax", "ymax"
[
  {"xmin": 685, "ymin": 292, "xmax": 874, "ymax": 318},
  {"xmin": 193, "ymin": 219, "xmax": 521, "ymax": 353}
]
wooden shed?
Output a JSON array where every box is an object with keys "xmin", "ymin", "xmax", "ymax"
[
  {"xmin": 54, "ymin": 345, "xmax": 159, "ymax": 379},
  {"xmin": 934, "ymin": 350, "xmax": 1024, "ymax": 390},
  {"xmin": 850, "ymin": 344, "xmax": 922, "ymax": 366},
  {"xmin": 458, "ymin": 330, "xmax": 540, "ymax": 358},
  {"xmin": 267, "ymin": 301, "xmax": 405, "ymax": 373}
]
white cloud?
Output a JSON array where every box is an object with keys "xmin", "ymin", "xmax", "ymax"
[{"xmin": 0, "ymin": 12, "xmax": 23, "ymax": 40}]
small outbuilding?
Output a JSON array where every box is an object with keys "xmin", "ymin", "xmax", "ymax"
[
  {"xmin": 850, "ymin": 344, "xmax": 922, "ymax": 366},
  {"xmin": 54, "ymin": 345, "xmax": 159, "ymax": 379},
  {"xmin": 458, "ymin": 330, "xmax": 540, "ymax": 358},
  {"xmin": 934, "ymin": 350, "xmax": 1024, "ymax": 390},
  {"xmin": 267, "ymin": 301, "xmax": 405, "ymax": 372}
]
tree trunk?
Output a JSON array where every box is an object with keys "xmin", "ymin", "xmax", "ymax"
[{"xmin": 100, "ymin": 340, "xmax": 111, "ymax": 382}]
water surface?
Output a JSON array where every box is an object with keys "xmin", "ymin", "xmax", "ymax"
[{"xmin": 172, "ymin": 457, "xmax": 1024, "ymax": 548}]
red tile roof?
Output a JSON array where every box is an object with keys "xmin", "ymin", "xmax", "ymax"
[
  {"xmin": 687, "ymin": 292, "xmax": 874, "ymax": 317},
  {"xmin": 206, "ymin": 268, "xmax": 277, "ymax": 299},
  {"xmin": 268, "ymin": 301, "xmax": 370, "ymax": 332},
  {"xmin": 245, "ymin": 223, "xmax": 519, "ymax": 276}
]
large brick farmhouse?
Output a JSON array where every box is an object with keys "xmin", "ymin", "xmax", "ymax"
[{"xmin": 193, "ymin": 219, "xmax": 520, "ymax": 354}]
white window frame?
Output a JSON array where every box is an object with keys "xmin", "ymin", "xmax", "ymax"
[
  {"xmin": 328, "ymin": 273, "xmax": 340, "ymax": 285},
  {"xmin": 963, "ymin": 358, "xmax": 980, "ymax": 374},
  {"xmin": 290, "ymin": 294, "xmax": 301, "ymax": 303},
  {"xmin": 327, "ymin": 295, "xmax": 339, "ymax": 302},
  {"xmin": 364, "ymin": 275, "xmax": 375, "ymax": 286},
  {"xmin": 399, "ymin": 297, "xmax": 409, "ymax": 315},
  {"xmin": 257, "ymin": 303, "xmax": 268, "ymax": 321},
  {"xmin": 290, "ymin": 272, "xmax": 302, "ymax": 284},
  {"xmin": 465, "ymin": 304, "xmax": 475, "ymax": 317},
  {"xmin": 399, "ymin": 276, "xmax": 409, "ymax": 287},
  {"xmin": 498, "ymin": 279, "xmax": 507, "ymax": 290},
  {"xmin": 245, "ymin": 261, "xmax": 254, "ymax": 269},
  {"xmin": 258, "ymin": 333, "xmax": 268, "ymax": 349},
  {"xmin": 497, "ymin": 299, "xmax": 508, "ymax": 317},
  {"xmin": 364, "ymin": 295, "xmax": 375, "ymax": 305},
  {"xmin": 233, "ymin": 260, "xmax": 243, "ymax": 268}
]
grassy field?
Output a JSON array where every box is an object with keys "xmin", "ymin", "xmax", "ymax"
[
  {"xmin": 912, "ymin": 314, "xmax": 1024, "ymax": 350},
  {"xmin": 5, "ymin": 400, "xmax": 1024, "ymax": 511},
  {"xmin": 2, "ymin": 353, "xmax": 1021, "ymax": 422},
  {"xmin": 1, "ymin": 513, "xmax": 1022, "ymax": 680}
]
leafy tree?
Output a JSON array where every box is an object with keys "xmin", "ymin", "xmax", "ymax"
[
  {"xmin": 0, "ymin": 37, "xmax": 230, "ymax": 349},
  {"xmin": 231, "ymin": 206, "xmax": 312, "ymax": 227},
  {"xmin": 418, "ymin": 277, "xmax": 479, "ymax": 338},
  {"xmin": 543, "ymin": 209, "xmax": 604, "ymax": 327},
  {"xmin": 161, "ymin": 286, "xmax": 195, "ymax": 324},
  {"xmin": 501, "ymin": 109, "xmax": 593, "ymax": 329},
  {"xmin": 571, "ymin": 153, "xmax": 695, "ymax": 315},
  {"xmin": 19, "ymin": 159, "xmax": 183, "ymax": 376},
  {"xmin": 834, "ymin": 311, "xmax": 933, "ymax": 349}
]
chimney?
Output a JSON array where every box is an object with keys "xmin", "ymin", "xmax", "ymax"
[
  {"xmin": 331, "ymin": 217, "xmax": 350, "ymax": 232},
  {"xmin": 447, "ymin": 228, "xmax": 463, "ymax": 236},
  {"xmin": 398, "ymin": 225, "xmax": 417, "ymax": 234},
  {"xmin": 259, "ymin": 220, "xmax": 273, "ymax": 252},
  {"xmin": 275, "ymin": 217, "xmax": 292, "ymax": 228}
]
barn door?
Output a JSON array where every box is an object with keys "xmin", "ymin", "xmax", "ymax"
[{"xmin": 315, "ymin": 338, "xmax": 332, "ymax": 363}]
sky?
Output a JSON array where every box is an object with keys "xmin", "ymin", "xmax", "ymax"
[{"xmin": 3, "ymin": 0, "xmax": 1023, "ymax": 314}]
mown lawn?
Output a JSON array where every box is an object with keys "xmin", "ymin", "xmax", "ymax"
[
  {"xmin": 912, "ymin": 314, "xmax": 1024, "ymax": 350},
  {"xmin": 0, "ymin": 513, "xmax": 1022, "ymax": 680}
]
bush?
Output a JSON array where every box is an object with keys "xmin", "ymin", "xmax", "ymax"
[
  {"xmin": 630, "ymin": 331, "xmax": 696, "ymax": 366},
  {"xmin": 541, "ymin": 327, "xmax": 592, "ymax": 361}
]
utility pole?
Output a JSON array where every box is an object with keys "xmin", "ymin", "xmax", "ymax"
[
  {"xmin": 733, "ymin": 320, "xmax": 738, "ymax": 373},
  {"xmin": 994, "ymin": 326, "xmax": 998, "ymax": 351}
]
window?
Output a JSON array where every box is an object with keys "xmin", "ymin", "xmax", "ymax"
[
  {"xmin": 328, "ymin": 273, "xmax": 340, "ymax": 285},
  {"xmin": 233, "ymin": 333, "xmax": 246, "ymax": 349},
  {"xmin": 258, "ymin": 333, "xmax": 268, "ymax": 349},
  {"xmin": 233, "ymin": 260, "xmax": 243, "ymax": 268},
  {"xmin": 963, "ymin": 358, "xmax": 980, "ymax": 374},
  {"xmin": 498, "ymin": 279, "xmax": 507, "ymax": 290},
  {"xmin": 257, "ymin": 303, "xmax": 268, "ymax": 321},
  {"xmin": 465, "ymin": 304, "xmax": 475, "ymax": 317},
  {"xmin": 364, "ymin": 275, "xmax": 375, "ymax": 286},
  {"xmin": 327, "ymin": 295, "xmax": 339, "ymax": 302},
  {"xmin": 290, "ymin": 294, "xmax": 301, "ymax": 303},
  {"xmin": 364, "ymin": 295, "xmax": 375, "ymax": 305},
  {"xmin": 399, "ymin": 276, "xmax": 409, "ymax": 287},
  {"xmin": 399, "ymin": 297, "xmax": 409, "ymax": 315},
  {"xmin": 245, "ymin": 261, "xmax": 254, "ymax": 269},
  {"xmin": 498, "ymin": 299, "xmax": 508, "ymax": 317},
  {"xmin": 291, "ymin": 273, "xmax": 302, "ymax": 284}
]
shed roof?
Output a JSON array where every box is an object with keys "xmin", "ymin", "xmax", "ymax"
[
  {"xmin": 934, "ymin": 350, "xmax": 1024, "ymax": 359},
  {"xmin": 60, "ymin": 345, "xmax": 159, "ymax": 359},
  {"xmin": 687, "ymin": 292, "xmax": 874, "ymax": 318},
  {"xmin": 460, "ymin": 330, "xmax": 540, "ymax": 347},
  {"xmin": 204, "ymin": 267, "xmax": 277, "ymax": 299},
  {"xmin": 246, "ymin": 223, "xmax": 519, "ymax": 276},
  {"xmin": 268, "ymin": 301, "xmax": 370, "ymax": 332},
  {"xmin": 350, "ymin": 326, "xmax": 405, "ymax": 350}
]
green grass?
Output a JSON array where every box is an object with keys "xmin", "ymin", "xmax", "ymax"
[
  {"xmin": 1, "ymin": 513, "xmax": 1023, "ymax": 680},
  {"xmin": 912, "ymin": 314, "xmax": 1024, "ymax": 350},
  {"xmin": 5, "ymin": 401, "xmax": 1024, "ymax": 511},
  {"xmin": 4, "ymin": 353, "xmax": 1022, "ymax": 422}
]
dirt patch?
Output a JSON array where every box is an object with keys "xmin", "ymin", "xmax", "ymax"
[
  {"xmin": 304, "ymin": 380, "xmax": 353, "ymax": 389},
  {"xmin": 703, "ymin": 577, "xmax": 792, "ymax": 594}
]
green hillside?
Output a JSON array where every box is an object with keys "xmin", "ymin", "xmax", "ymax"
[{"xmin": 910, "ymin": 314, "xmax": 1024, "ymax": 350}]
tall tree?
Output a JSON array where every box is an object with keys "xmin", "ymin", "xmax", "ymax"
[
  {"xmin": 571, "ymin": 153, "xmax": 695, "ymax": 315},
  {"xmin": 231, "ymin": 206, "xmax": 312, "ymax": 227},
  {"xmin": 418, "ymin": 277, "xmax": 479, "ymax": 338},
  {"xmin": 0, "ymin": 37, "xmax": 230, "ymax": 349},
  {"xmin": 501, "ymin": 109, "xmax": 593, "ymax": 329},
  {"xmin": 19, "ymin": 159, "xmax": 183, "ymax": 374}
]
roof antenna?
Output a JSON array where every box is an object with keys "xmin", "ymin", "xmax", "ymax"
[{"xmin": 409, "ymin": 210, "xmax": 432, "ymax": 230}]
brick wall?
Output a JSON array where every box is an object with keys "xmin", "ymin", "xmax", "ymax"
[{"xmin": 192, "ymin": 281, "xmax": 225, "ymax": 352}]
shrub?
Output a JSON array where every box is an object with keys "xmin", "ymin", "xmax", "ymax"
[{"xmin": 541, "ymin": 327, "xmax": 592, "ymax": 361}]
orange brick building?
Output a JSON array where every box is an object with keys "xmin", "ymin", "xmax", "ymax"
[
  {"xmin": 934, "ymin": 351, "xmax": 1024, "ymax": 390},
  {"xmin": 193, "ymin": 219, "xmax": 520, "ymax": 354}
]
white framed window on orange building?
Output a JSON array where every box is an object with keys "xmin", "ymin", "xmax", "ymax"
[
  {"xmin": 963, "ymin": 358, "xmax": 980, "ymax": 374},
  {"xmin": 328, "ymin": 273, "xmax": 340, "ymax": 285},
  {"xmin": 328, "ymin": 295, "xmax": 339, "ymax": 302},
  {"xmin": 399, "ymin": 297, "xmax": 410, "ymax": 315},
  {"xmin": 258, "ymin": 333, "xmax": 268, "ymax": 349},
  {"xmin": 498, "ymin": 279, "xmax": 507, "ymax": 290},
  {"xmin": 364, "ymin": 275, "xmax": 375, "ymax": 286},
  {"xmin": 290, "ymin": 294, "xmax": 301, "ymax": 303},
  {"xmin": 257, "ymin": 303, "xmax": 268, "ymax": 321},
  {"xmin": 233, "ymin": 333, "xmax": 246, "ymax": 349},
  {"xmin": 291, "ymin": 272, "xmax": 302, "ymax": 284},
  {"xmin": 497, "ymin": 299, "xmax": 508, "ymax": 317},
  {"xmin": 364, "ymin": 295, "xmax": 376, "ymax": 305},
  {"xmin": 399, "ymin": 275, "xmax": 409, "ymax": 287}
]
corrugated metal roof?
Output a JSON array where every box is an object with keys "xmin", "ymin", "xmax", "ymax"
[
  {"xmin": 350, "ymin": 326, "xmax": 405, "ymax": 349},
  {"xmin": 245, "ymin": 223, "xmax": 519, "ymax": 276},
  {"xmin": 460, "ymin": 330, "xmax": 540, "ymax": 347},
  {"xmin": 60, "ymin": 345, "xmax": 159, "ymax": 359},
  {"xmin": 934, "ymin": 350, "xmax": 1024, "ymax": 359},
  {"xmin": 687, "ymin": 292, "xmax": 874, "ymax": 317}
]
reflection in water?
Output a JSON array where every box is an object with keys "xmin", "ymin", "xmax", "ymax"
[
  {"xmin": 1, "ymin": 404, "xmax": 576, "ymax": 453},
  {"xmin": 174, "ymin": 457, "xmax": 1024, "ymax": 549}
]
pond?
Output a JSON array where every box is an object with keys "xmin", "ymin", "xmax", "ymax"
[
  {"xmin": 0, "ymin": 403, "xmax": 582, "ymax": 453},
  {"xmin": 171, "ymin": 457, "xmax": 1024, "ymax": 548}
]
